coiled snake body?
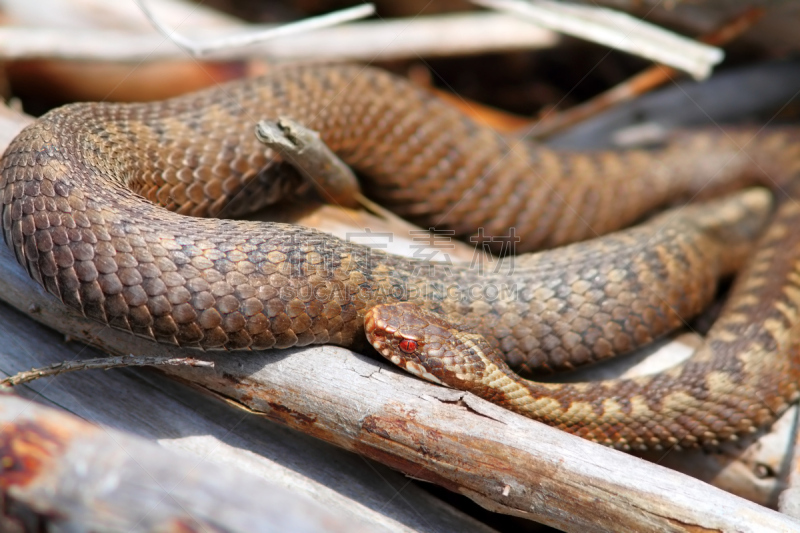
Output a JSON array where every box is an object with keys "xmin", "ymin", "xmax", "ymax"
[{"xmin": 3, "ymin": 64, "xmax": 800, "ymax": 450}]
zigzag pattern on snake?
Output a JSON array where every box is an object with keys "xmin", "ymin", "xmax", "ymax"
[{"xmin": 3, "ymin": 64, "xmax": 800, "ymax": 450}]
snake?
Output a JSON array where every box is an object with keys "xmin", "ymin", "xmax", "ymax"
[{"xmin": 3, "ymin": 63, "xmax": 800, "ymax": 451}]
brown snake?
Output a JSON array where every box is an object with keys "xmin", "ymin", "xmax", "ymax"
[{"xmin": 3, "ymin": 63, "xmax": 800, "ymax": 451}]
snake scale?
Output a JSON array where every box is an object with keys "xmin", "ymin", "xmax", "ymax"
[{"xmin": 3, "ymin": 63, "xmax": 800, "ymax": 450}]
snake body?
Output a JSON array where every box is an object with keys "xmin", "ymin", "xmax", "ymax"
[{"xmin": 3, "ymin": 64, "xmax": 800, "ymax": 449}]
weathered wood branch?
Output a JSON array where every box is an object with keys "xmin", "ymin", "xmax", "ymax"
[
  {"xmin": 0, "ymin": 394, "xmax": 379, "ymax": 533},
  {"xmin": 472, "ymin": 0, "xmax": 723, "ymax": 79},
  {"xmin": 0, "ymin": 14, "xmax": 558, "ymax": 62}
]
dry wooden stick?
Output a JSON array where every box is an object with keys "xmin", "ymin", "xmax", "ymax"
[
  {"xmin": 0, "ymin": 13, "xmax": 558, "ymax": 62},
  {"xmin": 0, "ymin": 393, "xmax": 373, "ymax": 533},
  {"xmin": 253, "ymin": 117, "xmax": 469, "ymax": 254},
  {"xmin": 255, "ymin": 118, "xmax": 362, "ymax": 209},
  {"xmin": 0, "ymin": 355, "xmax": 213, "ymax": 387},
  {"xmin": 528, "ymin": 7, "xmax": 764, "ymax": 140},
  {"xmin": 472, "ymin": 0, "xmax": 723, "ymax": 79}
]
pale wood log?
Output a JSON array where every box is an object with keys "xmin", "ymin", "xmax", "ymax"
[
  {"xmin": 472, "ymin": 0, "xmax": 722, "ymax": 79},
  {"xmin": 0, "ymin": 12, "xmax": 558, "ymax": 62},
  {"xmin": 0, "ymin": 394, "xmax": 385, "ymax": 533}
]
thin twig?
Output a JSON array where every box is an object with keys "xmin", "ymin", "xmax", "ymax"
[
  {"xmin": 473, "ymin": 0, "xmax": 724, "ymax": 79},
  {"xmin": 528, "ymin": 7, "xmax": 765, "ymax": 140},
  {"xmin": 134, "ymin": 0, "xmax": 375, "ymax": 57},
  {"xmin": 1, "ymin": 355, "xmax": 214, "ymax": 387},
  {"xmin": 254, "ymin": 118, "xmax": 494, "ymax": 260},
  {"xmin": 255, "ymin": 118, "xmax": 362, "ymax": 209}
]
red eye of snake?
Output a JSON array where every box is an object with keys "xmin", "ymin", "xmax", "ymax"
[{"xmin": 399, "ymin": 339, "xmax": 418, "ymax": 353}]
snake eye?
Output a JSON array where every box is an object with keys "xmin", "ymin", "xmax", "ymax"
[{"xmin": 399, "ymin": 339, "xmax": 418, "ymax": 353}]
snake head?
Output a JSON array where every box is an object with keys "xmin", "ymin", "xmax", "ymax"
[{"xmin": 364, "ymin": 303, "xmax": 455, "ymax": 386}]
